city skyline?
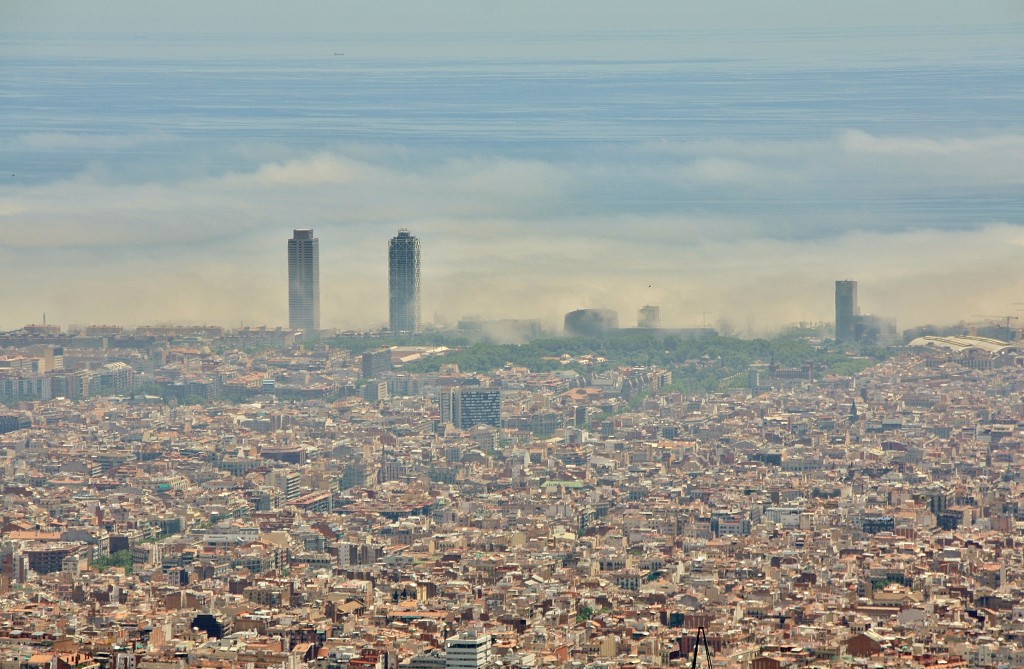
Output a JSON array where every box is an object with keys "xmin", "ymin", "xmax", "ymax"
[
  {"xmin": 1, "ymin": 4, "xmax": 1022, "ymax": 333},
  {"xmin": 0, "ymin": 215, "xmax": 1015, "ymax": 341},
  {"xmin": 3, "ymin": 5, "xmax": 1024, "ymax": 667}
]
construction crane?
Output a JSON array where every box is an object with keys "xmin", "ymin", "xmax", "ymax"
[
  {"xmin": 971, "ymin": 315, "xmax": 1019, "ymax": 342},
  {"xmin": 690, "ymin": 627, "xmax": 713, "ymax": 668},
  {"xmin": 688, "ymin": 311, "xmax": 712, "ymax": 328}
]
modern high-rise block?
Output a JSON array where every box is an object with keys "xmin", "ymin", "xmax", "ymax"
[
  {"xmin": 288, "ymin": 229, "xmax": 320, "ymax": 333},
  {"xmin": 445, "ymin": 630, "xmax": 492, "ymax": 669},
  {"xmin": 438, "ymin": 390, "xmax": 456, "ymax": 426},
  {"xmin": 361, "ymin": 348, "xmax": 393, "ymax": 380},
  {"xmin": 835, "ymin": 280, "xmax": 858, "ymax": 344},
  {"xmin": 389, "ymin": 229, "xmax": 421, "ymax": 333},
  {"xmin": 439, "ymin": 387, "xmax": 502, "ymax": 429}
]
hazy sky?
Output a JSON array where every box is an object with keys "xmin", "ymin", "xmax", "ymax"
[
  {"xmin": 2, "ymin": 2, "xmax": 1023, "ymax": 333},
  {"xmin": 7, "ymin": 1, "xmax": 1019, "ymax": 34}
]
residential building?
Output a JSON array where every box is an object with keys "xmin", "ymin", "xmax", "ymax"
[
  {"xmin": 439, "ymin": 387, "xmax": 502, "ymax": 429},
  {"xmin": 445, "ymin": 630, "xmax": 492, "ymax": 669}
]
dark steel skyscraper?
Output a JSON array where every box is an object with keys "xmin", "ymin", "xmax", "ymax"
[
  {"xmin": 288, "ymin": 229, "xmax": 320, "ymax": 333},
  {"xmin": 389, "ymin": 229, "xmax": 421, "ymax": 333},
  {"xmin": 835, "ymin": 279, "xmax": 858, "ymax": 343}
]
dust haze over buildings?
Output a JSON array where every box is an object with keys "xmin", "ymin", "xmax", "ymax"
[{"xmin": 1, "ymin": 3, "xmax": 1023, "ymax": 332}]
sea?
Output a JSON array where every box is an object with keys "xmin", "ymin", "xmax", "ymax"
[
  {"xmin": 1, "ymin": 28, "xmax": 1021, "ymax": 202},
  {"xmin": 0, "ymin": 26, "xmax": 1022, "ymax": 327}
]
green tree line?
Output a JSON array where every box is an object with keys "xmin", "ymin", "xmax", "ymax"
[{"xmin": 92, "ymin": 550, "xmax": 133, "ymax": 574}]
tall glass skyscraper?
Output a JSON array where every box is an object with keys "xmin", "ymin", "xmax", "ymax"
[
  {"xmin": 835, "ymin": 279, "xmax": 858, "ymax": 344},
  {"xmin": 439, "ymin": 387, "xmax": 502, "ymax": 428},
  {"xmin": 288, "ymin": 229, "xmax": 320, "ymax": 334},
  {"xmin": 388, "ymin": 229, "xmax": 421, "ymax": 333}
]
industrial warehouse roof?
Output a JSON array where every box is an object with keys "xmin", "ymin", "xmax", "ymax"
[{"xmin": 907, "ymin": 335, "xmax": 1020, "ymax": 354}]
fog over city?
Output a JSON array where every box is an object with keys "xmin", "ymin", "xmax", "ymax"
[{"xmin": 2, "ymin": 1, "xmax": 1022, "ymax": 333}]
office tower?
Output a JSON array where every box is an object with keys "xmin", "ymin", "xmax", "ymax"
[
  {"xmin": 389, "ymin": 229, "xmax": 421, "ymax": 333},
  {"xmin": 439, "ymin": 387, "xmax": 502, "ymax": 429},
  {"xmin": 288, "ymin": 229, "xmax": 320, "ymax": 334},
  {"xmin": 445, "ymin": 630, "xmax": 492, "ymax": 669},
  {"xmin": 835, "ymin": 280, "xmax": 858, "ymax": 344},
  {"xmin": 458, "ymin": 388, "xmax": 502, "ymax": 429}
]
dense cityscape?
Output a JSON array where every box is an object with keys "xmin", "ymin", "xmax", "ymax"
[
  {"xmin": 5, "ymin": 1, "xmax": 1024, "ymax": 666},
  {"xmin": 2, "ymin": 228, "xmax": 1024, "ymax": 669}
]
